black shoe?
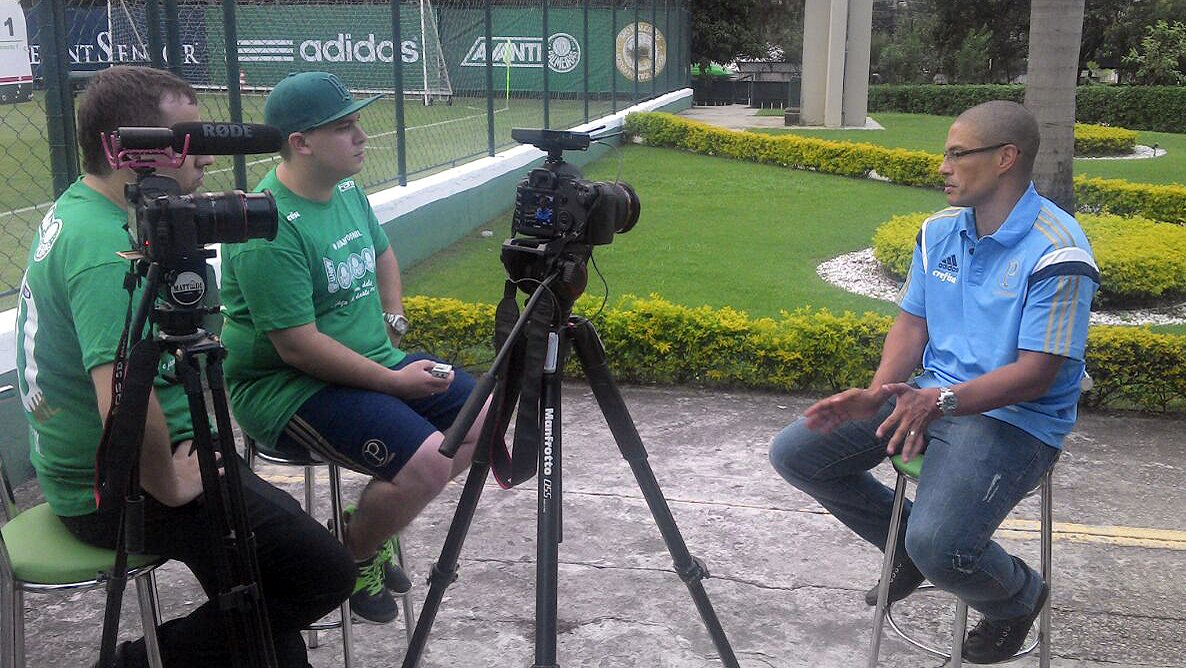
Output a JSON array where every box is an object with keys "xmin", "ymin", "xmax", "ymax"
[
  {"xmin": 332, "ymin": 507, "xmax": 413, "ymax": 594},
  {"xmin": 349, "ymin": 552, "xmax": 400, "ymax": 625},
  {"xmin": 962, "ymin": 582, "xmax": 1049, "ymax": 664},
  {"xmin": 865, "ymin": 553, "xmax": 926, "ymax": 606},
  {"xmin": 93, "ymin": 641, "xmax": 141, "ymax": 668}
]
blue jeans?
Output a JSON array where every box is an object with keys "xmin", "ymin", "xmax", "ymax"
[{"xmin": 769, "ymin": 399, "xmax": 1058, "ymax": 620}]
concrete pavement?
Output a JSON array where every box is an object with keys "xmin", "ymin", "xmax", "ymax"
[{"xmin": 14, "ymin": 384, "xmax": 1186, "ymax": 667}]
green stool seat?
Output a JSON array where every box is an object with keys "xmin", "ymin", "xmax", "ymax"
[
  {"xmin": 1, "ymin": 503, "xmax": 161, "ymax": 585},
  {"xmin": 890, "ymin": 454, "xmax": 923, "ymax": 479}
]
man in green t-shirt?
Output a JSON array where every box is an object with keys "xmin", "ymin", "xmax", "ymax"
[
  {"xmin": 16, "ymin": 66, "xmax": 353, "ymax": 667},
  {"xmin": 221, "ymin": 72, "xmax": 488, "ymax": 625}
]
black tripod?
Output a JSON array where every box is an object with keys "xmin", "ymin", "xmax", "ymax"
[
  {"xmin": 96, "ymin": 257, "xmax": 276, "ymax": 668},
  {"xmin": 401, "ymin": 257, "xmax": 740, "ymax": 668}
]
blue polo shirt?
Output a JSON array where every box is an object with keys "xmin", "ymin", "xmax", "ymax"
[{"xmin": 899, "ymin": 183, "xmax": 1099, "ymax": 448}]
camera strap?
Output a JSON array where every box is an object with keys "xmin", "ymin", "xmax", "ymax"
[
  {"xmin": 93, "ymin": 267, "xmax": 144, "ymax": 509},
  {"xmin": 488, "ymin": 279, "xmax": 557, "ymax": 488}
]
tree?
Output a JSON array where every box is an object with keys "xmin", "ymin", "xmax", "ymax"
[
  {"xmin": 689, "ymin": 0, "xmax": 766, "ymax": 70},
  {"xmin": 1122, "ymin": 20, "xmax": 1186, "ymax": 85},
  {"xmin": 1024, "ymin": 0, "xmax": 1087, "ymax": 213}
]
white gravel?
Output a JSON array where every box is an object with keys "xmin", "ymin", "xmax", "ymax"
[
  {"xmin": 818, "ymin": 248, "xmax": 1186, "ymax": 326},
  {"xmin": 1076, "ymin": 145, "xmax": 1167, "ymax": 160}
]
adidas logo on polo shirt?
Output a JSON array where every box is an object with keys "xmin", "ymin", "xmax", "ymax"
[{"xmin": 932, "ymin": 254, "xmax": 959, "ymax": 284}]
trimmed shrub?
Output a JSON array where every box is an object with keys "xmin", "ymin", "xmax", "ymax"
[
  {"xmin": 625, "ymin": 112, "xmax": 1186, "ymax": 225},
  {"xmin": 1075, "ymin": 123, "xmax": 1139, "ymax": 156},
  {"xmin": 871, "ymin": 212, "xmax": 1186, "ymax": 305},
  {"xmin": 401, "ymin": 294, "xmax": 1186, "ymax": 412},
  {"xmin": 1075, "ymin": 177, "xmax": 1186, "ymax": 224},
  {"xmin": 870, "ymin": 84, "xmax": 1186, "ymax": 133}
]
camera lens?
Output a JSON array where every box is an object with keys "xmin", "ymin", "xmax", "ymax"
[
  {"xmin": 605, "ymin": 182, "xmax": 640, "ymax": 234},
  {"xmin": 190, "ymin": 190, "xmax": 278, "ymax": 245}
]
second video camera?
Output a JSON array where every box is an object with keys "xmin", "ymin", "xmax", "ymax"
[{"xmin": 510, "ymin": 128, "xmax": 640, "ymax": 246}]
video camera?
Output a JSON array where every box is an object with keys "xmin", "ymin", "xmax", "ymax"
[
  {"xmin": 509, "ymin": 128, "xmax": 639, "ymax": 247},
  {"xmin": 102, "ymin": 122, "xmax": 281, "ymax": 325},
  {"xmin": 104, "ymin": 122, "xmax": 281, "ymax": 267}
]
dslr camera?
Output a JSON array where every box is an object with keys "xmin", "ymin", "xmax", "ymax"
[
  {"xmin": 510, "ymin": 128, "xmax": 639, "ymax": 246},
  {"xmin": 103, "ymin": 123, "xmax": 280, "ymax": 322}
]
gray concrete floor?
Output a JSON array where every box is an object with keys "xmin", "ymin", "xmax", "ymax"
[{"xmin": 13, "ymin": 384, "xmax": 1186, "ymax": 667}]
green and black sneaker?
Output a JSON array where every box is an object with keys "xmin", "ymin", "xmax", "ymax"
[
  {"xmin": 331, "ymin": 505, "xmax": 414, "ymax": 594},
  {"xmin": 350, "ymin": 552, "xmax": 399, "ymax": 625}
]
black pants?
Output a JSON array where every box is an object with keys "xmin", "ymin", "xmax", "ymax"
[{"xmin": 61, "ymin": 457, "xmax": 355, "ymax": 668}]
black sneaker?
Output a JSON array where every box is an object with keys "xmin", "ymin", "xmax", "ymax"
[
  {"xmin": 332, "ymin": 506, "xmax": 413, "ymax": 594},
  {"xmin": 375, "ymin": 533, "xmax": 414, "ymax": 595},
  {"xmin": 865, "ymin": 552, "xmax": 926, "ymax": 606},
  {"xmin": 350, "ymin": 552, "xmax": 400, "ymax": 624},
  {"xmin": 962, "ymin": 581, "xmax": 1049, "ymax": 664}
]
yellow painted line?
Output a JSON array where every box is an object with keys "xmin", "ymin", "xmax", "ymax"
[
  {"xmin": 998, "ymin": 519, "xmax": 1186, "ymax": 551},
  {"xmin": 257, "ymin": 469, "xmax": 1186, "ymax": 551}
]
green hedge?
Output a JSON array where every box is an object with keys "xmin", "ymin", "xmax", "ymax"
[
  {"xmin": 1075, "ymin": 123, "xmax": 1138, "ymax": 156},
  {"xmin": 402, "ymin": 295, "xmax": 1186, "ymax": 413},
  {"xmin": 870, "ymin": 84, "xmax": 1186, "ymax": 133},
  {"xmin": 625, "ymin": 112, "xmax": 1186, "ymax": 224},
  {"xmin": 624, "ymin": 112, "xmax": 943, "ymax": 186},
  {"xmin": 1075, "ymin": 177, "xmax": 1186, "ymax": 224},
  {"xmin": 872, "ymin": 212, "xmax": 1186, "ymax": 305}
]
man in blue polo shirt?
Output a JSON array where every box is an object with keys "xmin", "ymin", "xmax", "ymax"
[{"xmin": 770, "ymin": 100, "xmax": 1098, "ymax": 664}]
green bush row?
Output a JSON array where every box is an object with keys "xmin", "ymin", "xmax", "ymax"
[
  {"xmin": 402, "ymin": 295, "xmax": 1186, "ymax": 413},
  {"xmin": 869, "ymin": 84, "xmax": 1186, "ymax": 133},
  {"xmin": 1075, "ymin": 177, "xmax": 1186, "ymax": 224},
  {"xmin": 625, "ymin": 112, "xmax": 1186, "ymax": 224},
  {"xmin": 624, "ymin": 112, "xmax": 944, "ymax": 186},
  {"xmin": 872, "ymin": 212, "xmax": 1186, "ymax": 305},
  {"xmin": 1075, "ymin": 123, "xmax": 1138, "ymax": 156}
]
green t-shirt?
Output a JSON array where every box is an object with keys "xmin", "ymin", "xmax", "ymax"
[
  {"xmin": 15, "ymin": 179, "xmax": 196, "ymax": 516},
  {"xmin": 221, "ymin": 169, "xmax": 405, "ymax": 447}
]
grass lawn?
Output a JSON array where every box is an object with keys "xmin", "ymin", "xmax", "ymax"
[
  {"xmin": 404, "ymin": 142, "xmax": 1186, "ymax": 337},
  {"xmin": 755, "ymin": 112, "xmax": 1186, "ymax": 186},
  {"xmin": 403, "ymin": 143, "xmax": 946, "ymax": 318}
]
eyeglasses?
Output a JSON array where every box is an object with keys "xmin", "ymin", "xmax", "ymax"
[{"xmin": 942, "ymin": 143, "xmax": 1012, "ymax": 161}]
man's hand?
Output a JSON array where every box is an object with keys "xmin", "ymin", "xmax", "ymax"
[
  {"xmin": 390, "ymin": 359, "xmax": 453, "ymax": 399},
  {"xmin": 877, "ymin": 384, "xmax": 941, "ymax": 462},
  {"xmin": 145, "ymin": 440, "xmax": 207, "ymax": 508},
  {"xmin": 803, "ymin": 386, "xmax": 891, "ymax": 434}
]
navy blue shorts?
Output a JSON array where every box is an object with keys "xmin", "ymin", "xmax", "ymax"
[{"xmin": 275, "ymin": 353, "xmax": 476, "ymax": 480}]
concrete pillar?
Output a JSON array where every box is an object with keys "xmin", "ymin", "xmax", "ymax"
[
  {"xmin": 843, "ymin": 0, "xmax": 874, "ymax": 127},
  {"xmin": 799, "ymin": 0, "xmax": 873, "ymax": 128},
  {"xmin": 799, "ymin": 0, "xmax": 829, "ymax": 126}
]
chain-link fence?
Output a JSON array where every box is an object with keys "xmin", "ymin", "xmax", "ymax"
[{"xmin": 0, "ymin": 0, "xmax": 689, "ymax": 303}]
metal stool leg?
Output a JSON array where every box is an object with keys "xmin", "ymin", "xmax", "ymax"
[
  {"xmin": 11, "ymin": 589, "xmax": 23, "ymax": 667},
  {"xmin": 395, "ymin": 535, "xmax": 415, "ymax": 644},
  {"xmin": 328, "ymin": 464, "xmax": 354, "ymax": 668},
  {"xmin": 868, "ymin": 471, "xmax": 910, "ymax": 668},
  {"xmin": 1039, "ymin": 470, "xmax": 1053, "ymax": 668},
  {"xmin": 951, "ymin": 601, "xmax": 966, "ymax": 668},
  {"xmin": 303, "ymin": 464, "xmax": 321, "ymax": 650},
  {"xmin": 0, "ymin": 577, "xmax": 16, "ymax": 668},
  {"xmin": 136, "ymin": 571, "xmax": 164, "ymax": 668}
]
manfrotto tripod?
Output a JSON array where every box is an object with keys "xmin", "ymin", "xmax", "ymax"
[
  {"xmin": 95, "ymin": 255, "xmax": 276, "ymax": 668},
  {"xmin": 401, "ymin": 240, "xmax": 739, "ymax": 668}
]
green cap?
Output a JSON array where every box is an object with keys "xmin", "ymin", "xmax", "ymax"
[{"xmin": 264, "ymin": 71, "xmax": 380, "ymax": 136}]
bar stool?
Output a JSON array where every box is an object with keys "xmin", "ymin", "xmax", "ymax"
[
  {"xmin": 867, "ymin": 454, "xmax": 1053, "ymax": 668},
  {"xmin": 244, "ymin": 436, "xmax": 416, "ymax": 667}
]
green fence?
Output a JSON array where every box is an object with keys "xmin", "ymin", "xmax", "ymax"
[{"xmin": 0, "ymin": 0, "xmax": 691, "ymax": 303}]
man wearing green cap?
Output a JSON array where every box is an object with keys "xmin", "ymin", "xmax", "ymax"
[{"xmin": 220, "ymin": 72, "xmax": 488, "ymax": 624}]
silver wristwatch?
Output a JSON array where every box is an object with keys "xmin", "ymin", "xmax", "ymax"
[
  {"xmin": 936, "ymin": 386, "xmax": 958, "ymax": 416},
  {"xmin": 383, "ymin": 312, "xmax": 409, "ymax": 336}
]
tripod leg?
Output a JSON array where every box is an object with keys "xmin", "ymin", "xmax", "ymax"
[
  {"xmin": 568, "ymin": 317, "xmax": 740, "ymax": 668},
  {"xmin": 401, "ymin": 424, "xmax": 498, "ymax": 668},
  {"xmin": 534, "ymin": 331, "xmax": 565, "ymax": 668}
]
